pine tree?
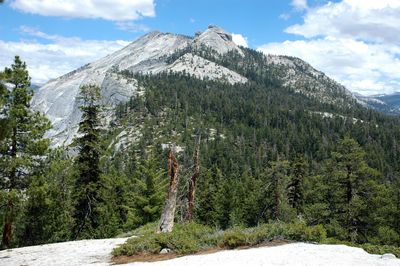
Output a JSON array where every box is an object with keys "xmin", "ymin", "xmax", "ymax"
[
  {"xmin": 0, "ymin": 56, "xmax": 51, "ymax": 248},
  {"xmin": 72, "ymin": 84, "xmax": 103, "ymax": 239},
  {"xmin": 19, "ymin": 150, "xmax": 74, "ymax": 246},
  {"xmin": 131, "ymin": 157, "xmax": 167, "ymax": 226},
  {"xmin": 328, "ymin": 137, "xmax": 380, "ymax": 241},
  {"xmin": 263, "ymin": 160, "xmax": 295, "ymax": 222},
  {"xmin": 287, "ymin": 156, "xmax": 307, "ymax": 214}
]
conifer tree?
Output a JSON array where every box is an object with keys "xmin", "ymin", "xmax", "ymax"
[
  {"xmin": 72, "ymin": 84, "xmax": 103, "ymax": 239},
  {"xmin": 263, "ymin": 160, "xmax": 294, "ymax": 221},
  {"xmin": 328, "ymin": 137, "xmax": 380, "ymax": 241},
  {"xmin": 131, "ymin": 157, "xmax": 167, "ymax": 226},
  {"xmin": 288, "ymin": 156, "xmax": 307, "ymax": 214},
  {"xmin": 20, "ymin": 149, "xmax": 75, "ymax": 245},
  {"xmin": 0, "ymin": 56, "xmax": 51, "ymax": 248}
]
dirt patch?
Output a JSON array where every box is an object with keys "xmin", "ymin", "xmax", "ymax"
[{"xmin": 112, "ymin": 239, "xmax": 293, "ymax": 265}]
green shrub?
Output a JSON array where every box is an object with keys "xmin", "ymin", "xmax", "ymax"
[
  {"xmin": 222, "ymin": 227, "xmax": 248, "ymax": 248},
  {"xmin": 115, "ymin": 221, "xmax": 397, "ymax": 259},
  {"xmin": 360, "ymin": 244, "xmax": 400, "ymax": 258},
  {"xmin": 305, "ymin": 224, "xmax": 327, "ymax": 242},
  {"xmin": 376, "ymin": 226, "xmax": 400, "ymax": 246},
  {"xmin": 113, "ymin": 234, "xmax": 161, "ymax": 256},
  {"xmin": 113, "ymin": 222, "xmax": 217, "ymax": 256}
]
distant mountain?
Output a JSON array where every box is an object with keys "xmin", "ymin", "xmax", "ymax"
[
  {"xmin": 356, "ymin": 92, "xmax": 400, "ymax": 115},
  {"xmin": 32, "ymin": 25, "xmax": 360, "ymax": 146}
]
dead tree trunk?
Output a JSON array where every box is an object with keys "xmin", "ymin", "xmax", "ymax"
[
  {"xmin": 157, "ymin": 150, "xmax": 180, "ymax": 233},
  {"xmin": 186, "ymin": 137, "xmax": 201, "ymax": 222}
]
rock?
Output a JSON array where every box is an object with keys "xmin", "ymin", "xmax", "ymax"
[
  {"xmin": 160, "ymin": 248, "xmax": 171, "ymax": 254},
  {"xmin": 381, "ymin": 253, "xmax": 396, "ymax": 259},
  {"xmin": 32, "ymin": 31, "xmax": 191, "ymax": 147}
]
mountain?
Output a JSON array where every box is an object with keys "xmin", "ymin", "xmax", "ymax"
[
  {"xmin": 356, "ymin": 92, "xmax": 400, "ymax": 115},
  {"xmin": 32, "ymin": 25, "xmax": 357, "ymax": 147},
  {"xmin": 15, "ymin": 25, "xmax": 400, "ymax": 249}
]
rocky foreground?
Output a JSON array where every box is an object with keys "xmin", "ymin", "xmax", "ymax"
[{"xmin": 0, "ymin": 238, "xmax": 399, "ymax": 266}]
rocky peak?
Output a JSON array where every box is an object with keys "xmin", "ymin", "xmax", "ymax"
[{"xmin": 194, "ymin": 25, "xmax": 243, "ymax": 56}]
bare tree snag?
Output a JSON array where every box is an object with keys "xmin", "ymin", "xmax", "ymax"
[
  {"xmin": 157, "ymin": 149, "xmax": 180, "ymax": 233},
  {"xmin": 186, "ymin": 136, "xmax": 201, "ymax": 222}
]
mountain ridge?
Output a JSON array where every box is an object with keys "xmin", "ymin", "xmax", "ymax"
[{"xmin": 32, "ymin": 25, "xmax": 362, "ymax": 146}]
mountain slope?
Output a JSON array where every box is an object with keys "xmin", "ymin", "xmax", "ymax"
[
  {"xmin": 32, "ymin": 25, "xmax": 358, "ymax": 147},
  {"xmin": 356, "ymin": 92, "xmax": 400, "ymax": 115}
]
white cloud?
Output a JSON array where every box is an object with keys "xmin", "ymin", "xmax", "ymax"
[
  {"xmin": 232, "ymin": 33, "xmax": 248, "ymax": 48},
  {"xmin": 286, "ymin": 0, "xmax": 400, "ymax": 44},
  {"xmin": 9, "ymin": 0, "xmax": 155, "ymax": 21},
  {"xmin": 0, "ymin": 27, "xmax": 130, "ymax": 84},
  {"xmin": 258, "ymin": 37, "xmax": 400, "ymax": 95},
  {"xmin": 291, "ymin": 0, "xmax": 308, "ymax": 11},
  {"xmin": 279, "ymin": 13, "xmax": 291, "ymax": 21},
  {"xmin": 258, "ymin": 0, "xmax": 400, "ymax": 95}
]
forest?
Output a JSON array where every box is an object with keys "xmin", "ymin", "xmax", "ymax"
[{"xmin": 1, "ymin": 54, "xmax": 400, "ymax": 252}]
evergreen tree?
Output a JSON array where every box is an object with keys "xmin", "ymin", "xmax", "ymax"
[
  {"xmin": 263, "ymin": 160, "xmax": 295, "ymax": 222},
  {"xmin": 326, "ymin": 137, "xmax": 380, "ymax": 241},
  {"xmin": 130, "ymin": 157, "xmax": 167, "ymax": 227},
  {"xmin": 19, "ymin": 150, "xmax": 74, "ymax": 246},
  {"xmin": 0, "ymin": 56, "xmax": 51, "ymax": 248},
  {"xmin": 96, "ymin": 168, "xmax": 129, "ymax": 237},
  {"xmin": 72, "ymin": 84, "xmax": 103, "ymax": 239},
  {"xmin": 287, "ymin": 156, "xmax": 307, "ymax": 214}
]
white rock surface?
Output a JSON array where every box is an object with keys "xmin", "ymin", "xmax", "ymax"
[
  {"xmin": 129, "ymin": 243, "xmax": 400, "ymax": 266},
  {"xmin": 31, "ymin": 26, "xmax": 245, "ymax": 147},
  {"xmin": 194, "ymin": 25, "xmax": 244, "ymax": 56},
  {"xmin": 265, "ymin": 54, "xmax": 354, "ymax": 105},
  {"xmin": 31, "ymin": 32, "xmax": 191, "ymax": 146},
  {"xmin": 167, "ymin": 53, "xmax": 247, "ymax": 84},
  {"xmin": 0, "ymin": 241, "xmax": 399, "ymax": 266},
  {"xmin": 0, "ymin": 238, "xmax": 128, "ymax": 266}
]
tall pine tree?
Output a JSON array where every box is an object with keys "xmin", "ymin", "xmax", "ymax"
[
  {"xmin": 0, "ymin": 56, "xmax": 51, "ymax": 248},
  {"xmin": 287, "ymin": 156, "xmax": 307, "ymax": 214},
  {"xmin": 72, "ymin": 84, "xmax": 103, "ymax": 239}
]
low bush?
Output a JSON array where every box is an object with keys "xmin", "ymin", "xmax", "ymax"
[
  {"xmin": 112, "ymin": 222, "xmax": 217, "ymax": 256},
  {"xmin": 221, "ymin": 227, "xmax": 248, "ymax": 248},
  {"xmin": 113, "ymin": 221, "xmax": 396, "ymax": 258}
]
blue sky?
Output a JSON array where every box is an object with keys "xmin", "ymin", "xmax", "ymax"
[
  {"xmin": 0, "ymin": 0, "xmax": 309, "ymax": 45},
  {"xmin": 0, "ymin": 0, "xmax": 399, "ymax": 95}
]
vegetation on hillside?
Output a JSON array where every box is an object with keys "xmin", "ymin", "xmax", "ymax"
[{"xmin": 0, "ymin": 52, "xmax": 400, "ymax": 260}]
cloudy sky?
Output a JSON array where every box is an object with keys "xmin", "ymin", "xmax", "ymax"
[{"xmin": 0, "ymin": 0, "xmax": 399, "ymax": 96}]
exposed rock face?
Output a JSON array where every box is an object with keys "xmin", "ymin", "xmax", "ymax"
[
  {"xmin": 264, "ymin": 54, "xmax": 354, "ymax": 105},
  {"xmin": 32, "ymin": 32, "xmax": 192, "ymax": 146},
  {"xmin": 194, "ymin": 25, "xmax": 244, "ymax": 56},
  {"xmin": 32, "ymin": 26, "xmax": 246, "ymax": 146},
  {"xmin": 167, "ymin": 53, "xmax": 247, "ymax": 84},
  {"xmin": 32, "ymin": 25, "xmax": 359, "ymax": 147}
]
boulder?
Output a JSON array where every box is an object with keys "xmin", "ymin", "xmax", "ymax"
[
  {"xmin": 381, "ymin": 253, "xmax": 396, "ymax": 259},
  {"xmin": 160, "ymin": 248, "xmax": 171, "ymax": 254}
]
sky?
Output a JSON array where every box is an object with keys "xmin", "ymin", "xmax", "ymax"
[{"xmin": 0, "ymin": 0, "xmax": 399, "ymax": 96}]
